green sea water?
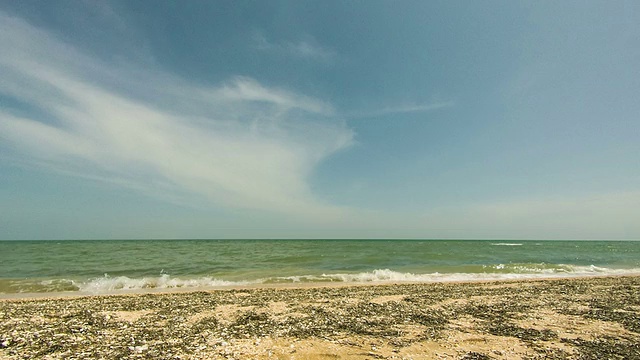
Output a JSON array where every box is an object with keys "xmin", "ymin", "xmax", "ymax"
[{"xmin": 0, "ymin": 240, "xmax": 639, "ymax": 295}]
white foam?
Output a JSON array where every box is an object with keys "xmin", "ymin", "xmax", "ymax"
[
  {"xmin": 78, "ymin": 274, "xmax": 256, "ymax": 293},
  {"xmin": 490, "ymin": 243, "xmax": 523, "ymax": 246},
  {"xmin": 72, "ymin": 266, "xmax": 640, "ymax": 294},
  {"xmin": 313, "ymin": 266, "xmax": 640, "ymax": 284},
  {"xmin": 481, "ymin": 263, "xmax": 616, "ymax": 274}
]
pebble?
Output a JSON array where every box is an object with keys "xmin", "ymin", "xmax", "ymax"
[{"xmin": 0, "ymin": 276, "xmax": 638, "ymax": 359}]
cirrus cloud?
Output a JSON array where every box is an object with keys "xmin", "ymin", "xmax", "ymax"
[{"xmin": 0, "ymin": 12, "xmax": 353, "ymax": 218}]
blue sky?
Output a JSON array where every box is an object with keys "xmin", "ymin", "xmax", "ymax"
[{"xmin": 1, "ymin": 1, "xmax": 638, "ymax": 240}]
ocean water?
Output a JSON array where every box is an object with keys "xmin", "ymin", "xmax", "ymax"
[{"xmin": 0, "ymin": 240, "xmax": 639, "ymax": 295}]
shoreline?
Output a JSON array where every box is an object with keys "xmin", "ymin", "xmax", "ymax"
[
  {"xmin": 2, "ymin": 272, "xmax": 639, "ymax": 301},
  {"xmin": 2, "ymin": 275, "xmax": 639, "ymax": 359}
]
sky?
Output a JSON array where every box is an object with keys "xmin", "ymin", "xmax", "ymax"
[{"xmin": 1, "ymin": 0, "xmax": 639, "ymax": 240}]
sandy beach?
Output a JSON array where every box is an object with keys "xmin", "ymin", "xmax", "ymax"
[{"xmin": 1, "ymin": 276, "xmax": 639, "ymax": 359}]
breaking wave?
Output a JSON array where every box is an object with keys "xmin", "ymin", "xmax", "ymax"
[
  {"xmin": 77, "ymin": 274, "xmax": 256, "ymax": 293},
  {"xmin": 300, "ymin": 265, "xmax": 640, "ymax": 284},
  {"xmin": 3, "ymin": 265, "xmax": 639, "ymax": 295},
  {"xmin": 77, "ymin": 266, "xmax": 640, "ymax": 293}
]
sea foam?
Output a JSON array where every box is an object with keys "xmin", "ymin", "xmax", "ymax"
[
  {"xmin": 314, "ymin": 266, "xmax": 640, "ymax": 284},
  {"xmin": 59, "ymin": 265, "xmax": 640, "ymax": 294},
  {"xmin": 77, "ymin": 274, "xmax": 255, "ymax": 293}
]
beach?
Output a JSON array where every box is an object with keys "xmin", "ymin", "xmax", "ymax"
[{"xmin": 1, "ymin": 276, "xmax": 639, "ymax": 359}]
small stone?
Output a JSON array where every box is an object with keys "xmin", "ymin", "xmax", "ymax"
[{"xmin": 134, "ymin": 345, "xmax": 148, "ymax": 352}]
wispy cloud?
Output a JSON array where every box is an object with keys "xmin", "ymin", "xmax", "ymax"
[
  {"xmin": 0, "ymin": 12, "xmax": 353, "ymax": 218},
  {"xmin": 347, "ymin": 101, "xmax": 454, "ymax": 119},
  {"xmin": 253, "ymin": 32, "xmax": 337, "ymax": 62},
  {"xmin": 216, "ymin": 77, "xmax": 333, "ymax": 115}
]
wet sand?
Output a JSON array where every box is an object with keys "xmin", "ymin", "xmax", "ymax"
[{"xmin": 1, "ymin": 276, "xmax": 639, "ymax": 359}]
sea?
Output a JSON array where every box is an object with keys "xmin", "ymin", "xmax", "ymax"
[{"xmin": 1, "ymin": 240, "xmax": 639, "ymax": 296}]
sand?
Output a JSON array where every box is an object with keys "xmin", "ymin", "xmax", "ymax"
[{"xmin": 1, "ymin": 276, "xmax": 639, "ymax": 359}]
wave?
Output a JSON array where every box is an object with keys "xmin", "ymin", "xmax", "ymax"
[
  {"xmin": 3, "ymin": 266, "xmax": 640, "ymax": 295},
  {"xmin": 490, "ymin": 243, "xmax": 523, "ymax": 246},
  {"xmin": 79, "ymin": 266, "xmax": 640, "ymax": 293},
  {"xmin": 77, "ymin": 274, "xmax": 256, "ymax": 293},
  {"xmin": 302, "ymin": 265, "xmax": 640, "ymax": 284}
]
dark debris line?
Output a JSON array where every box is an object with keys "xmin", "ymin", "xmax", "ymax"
[{"xmin": 0, "ymin": 276, "xmax": 639, "ymax": 359}]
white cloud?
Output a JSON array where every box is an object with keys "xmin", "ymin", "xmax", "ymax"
[
  {"xmin": 253, "ymin": 32, "xmax": 337, "ymax": 62},
  {"xmin": 216, "ymin": 77, "xmax": 333, "ymax": 114},
  {"xmin": 347, "ymin": 101, "xmax": 454, "ymax": 119},
  {"xmin": 0, "ymin": 12, "xmax": 353, "ymax": 218}
]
